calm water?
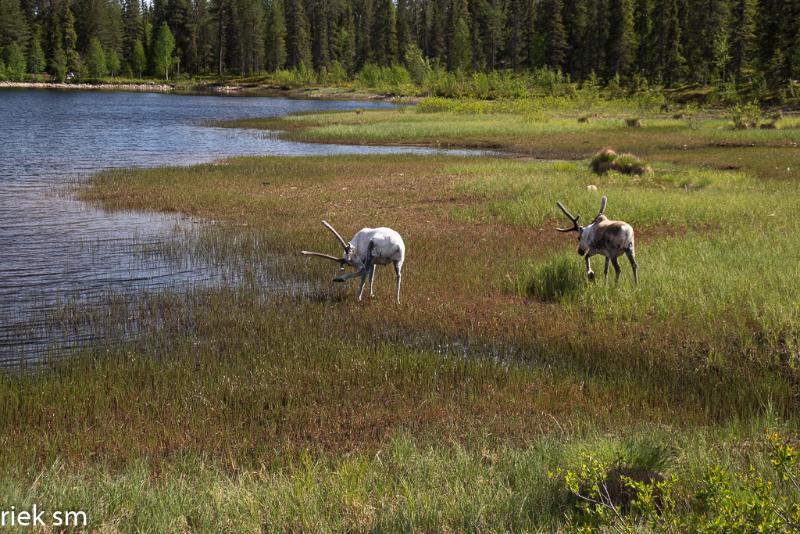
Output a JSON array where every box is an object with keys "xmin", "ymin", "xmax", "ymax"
[{"xmin": 0, "ymin": 89, "xmax": 457, "ymax": 362}]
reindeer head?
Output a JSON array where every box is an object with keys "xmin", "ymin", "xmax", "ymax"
[
  {"xmin": 300, "ymin": 220, "xmax": 354, "ymax": 271},
  {"xmin": 556, "ymin": 196, "xmax": 607, "ymax": 256}
]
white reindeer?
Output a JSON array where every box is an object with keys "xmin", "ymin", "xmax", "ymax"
[
  {"xmin": 556, "ymin": 196, "xmax": 638, "ymax": 283},
  {"xmin": 301, "ymin": 221, "xmax": 405, "ymax": 303}
]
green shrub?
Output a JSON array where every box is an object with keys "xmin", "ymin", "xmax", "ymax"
[
  {"xmin": 356, "ymin": 63, "xmax": 413, "ymax": 93},
  {"xmin": 404, "ymin": 44, "xmax": 431, "ymax": 84},
  {"xmin": 730, "ymin": 101, "xmax": 762, "ymax": 129},
  {"xmin": 529, "ymin": 66, "xmax": 570, "ymax": 96},
  {"xmin": 3, "ymin": 42, "xmax": 26, "ymax": 81},
  {"xmin": 557, "ymin": 431, "xmax": 800, "ymax": 532},
  {"xmin": 273, "ymin": 66, "xmax": 316, "ymax": 88}
]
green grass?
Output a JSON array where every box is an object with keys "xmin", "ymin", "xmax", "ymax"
[
  {"xmin": 5, "ymin": 103, "xmax": 800, "ymax": 530},
  {"xmin": 221, "ymin": 106, "xmax": 800, "ymax": 180}
]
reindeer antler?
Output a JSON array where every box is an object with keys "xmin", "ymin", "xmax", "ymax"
[
  {"xmin": 300, "ymin": 250, "xmax": 346, "ymax": 263},
  {"xmin": 597, "ymin": 196, "xmax": 607, "ymax": 218},
  {"xmin": 556, "ymin": 201, "xmax": 581, "ymax": 232},
  {"xmin": 321, "ymin": 220, "xmax": 349, "ymax": 250}
]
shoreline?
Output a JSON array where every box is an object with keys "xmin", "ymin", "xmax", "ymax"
[
  {"xmin": 0, "ymin": 81, "xmax": 174, "ymax": 92},
  {"xmin": 0, "ymin": 80, "xmax": 415, "ymax": 102}
]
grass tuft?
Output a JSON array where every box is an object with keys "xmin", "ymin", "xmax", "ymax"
[
  {"xmin": 611, "ymin": 152, "xmax": 652, "ymax": 175},
  {"xmin": 515, "ymin": 254, "xmax": 586, "ymax": 302},
  {"xmin": 589, "ymin": 147, "xmax": 618, "ymax": 174}
]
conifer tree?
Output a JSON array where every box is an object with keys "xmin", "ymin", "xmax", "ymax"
[
  {"xmin": 63, "ymin": 4, "xmax": 82, "ymax": 75},
  {"xmin": 265, "ymin": 0, "xmax": 287, "ymax": 71},
  {"xmin": 371, "ymin": 0, "xmax": 397, "ymax": 65},
  {"xmin": 131, "ymin": 38, "xmax": 145, "ymax": 76},
  {"xmin": 729, "ymin": 0, "xmax": 755, "ymax": 81},
  {"xmin": 86, "ymin": 37, "xmax": 107, "ymax": 77},
  {"xmin": 27, "ymin": 25, "xmax": 46, "ymax": 73},
  {"xmin": 606, "ymin": 0, "xmax": 636, "ymax": 78},
  {"xmin": 310, "ymin": 0, "xmax": 330, "ymax": 70},
  {"xmin": 482, "ymin": 0, "xmax": 506, "ymax": 70},
  {"xmin": 451, "ymin": 14, "xmax": 472, "ymax": 70},
  {"xmin": 331, "ymin": 1, "xmax": 355, "ymax": 72},
  {"xmin": 563, "ymin": 0, "xmax": 588, "ymax": 78},
  {"xmin": 236, "ymin": 0, "xmax": 265, "ymax": 73},
  {"xmin": 539, "ymin": 0, "xmax": 566, "ymax": 69},
  {"xmin": 649, "ymin": 0, "xmax": 685, "ymax": 84},
  {"xmin": 4, "ymin": 42, "xmax": 26, "ymax": 80},
  {"xmin": 633, "ymin": 0, "xmax": 652, "ymax": 76},
  {"xmin": 50, "ymin": 45, "xmax": 67, "ymax": 80},
  {"xmin": 354, "ymin": 0, "xmax": 373, "ymax": 67},
  {"xmin": 395, "ymin": 0, "xmax": 414, "ymax": 62},
  {"xmin": 284, "ymin": 0, "xmax": 311, "ymax": 68},
  {"xmin": 123, "ymin": 0, "xmax": 143, "ymax": 73},
  {"xmin": 504, "ymin": 0, "xmax": 526, "ymax": 69},
  {"xmin": 0, "ymin": 0, "xmax": 29, "ymax": 52}
]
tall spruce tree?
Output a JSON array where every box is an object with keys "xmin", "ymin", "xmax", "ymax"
[
  {"xmin": 633, "ymin": 0, "xmax": 652, "ymax": 76},
  {"xmin": 648, "ymin": 0, "xmax": 685, "ymax": 84},
  {"xmin": 450, "ymin": 11, "xmax": 472, "ymax": 70},
  {"xmin": 729, "ymin": 0, "xmax": 755, "ymax": 81},
  {"xmin": 563, "ymin": 0, "xmax": 589, "ymax": 78},
  {"xmin": 504, "ymin": 0, "xmax": 527, "ymax": 69},
  {"xmin": 606, "ymin": 0, "xmax": 636, "ymax": 78},
  {"xmin": 63, "ymin": 3, "xmax": 81, "ymax": 74},
  {"xmin": 331, "ymin": 0, "xmax": 355, "ymax": 71},
  {"xmin": 284, "ymin": 0, "xmax": 311, "ymax": 68},
  {"xmin": 539, "ymin": 0, "xmax": 566, "ymax": 69},
  {"xmin": 0, "ymin": 0, "xmax": 30, "ymax": 52},
  {"xmin": 265, "ymin": 0, "xmax": 287, "ymax": 70},
  {"xmin": 131, "ymin": 38, "xmax": 145, "ymax": 75},
  {"xmin": 482, "ymin": 0, "xmax": 506, "ymax": 70},
  {"xmin": 27, "ymin": 25, "xmax": 46, "ymax": 73},
  {"xmin": 123, "ymin": 0, "xmax": 143, "ymax": 74}
]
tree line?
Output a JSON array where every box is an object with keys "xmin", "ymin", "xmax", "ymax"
[{"xmin": 0, "ymin": 0, "xmax": 798, "ymax": 88}]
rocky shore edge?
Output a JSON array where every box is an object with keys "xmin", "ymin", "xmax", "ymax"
[{"xmin": 0, "ymin": 81, "xmax": 173, "ymax": 92}]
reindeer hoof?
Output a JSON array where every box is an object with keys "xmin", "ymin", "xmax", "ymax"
[
  {"xmin": 587, "ymin": 271, "xmax": 595, "ymax": 281},
  {"xmin": 333, "ymin": 276, "xmax": 345, "ymax": 283}
]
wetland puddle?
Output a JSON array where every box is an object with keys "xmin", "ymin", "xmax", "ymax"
[{"xmin": 0, "ymin": 90, "xmax": 477, "ymax": 363}]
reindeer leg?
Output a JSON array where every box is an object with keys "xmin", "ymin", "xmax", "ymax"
[
  {"xmin": 603, "ymin": 257, "xmax": 610, "ymax": 281},
  {"xmin": 625, "ymin": 246, "xmax": 638, "ymax": 284},
  {"xmin": 368, "ymin": 264, "xmax": 376, "ymax": 298},
  {"xmin": 393, "ymin": 260, "xmax": 402, "ymax": 304},
  {"xmin": 611, "ymin": 256, "xmax": 622, "ymax": 282},
  {"xmin": 357, "ymin": 270, "xmax": 368, "ymax": 301},
  {"xmin": 585, "ymin": 252, "xmax": 595, "ymax": 281}
]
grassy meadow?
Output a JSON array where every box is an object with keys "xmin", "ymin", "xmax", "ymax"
[{"xmin": 2, "ymin": 97, "xmax": 799, "ymax": 530}]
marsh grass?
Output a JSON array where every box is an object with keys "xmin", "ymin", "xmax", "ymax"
[
  {"xmin": 6, "ymin": 105, "xmax": 800, "ymax": 530},
  {"xmin": 222, "ymin": 108, "xmax": 800, "ymax": 180},
  {"xmin": 513, "ymin": 253, "xmax": 586, "ymax": 302}
]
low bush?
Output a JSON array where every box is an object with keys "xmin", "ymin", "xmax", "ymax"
[
  {"xmin": 557, "ymin": 430, "xmax": 800, "ymax": 532},
  {"xmin": 730, "ymin": 101, "xmax": 762, "ymax": 129}
]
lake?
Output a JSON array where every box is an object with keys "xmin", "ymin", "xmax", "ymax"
[{"xmin": 0, "ymin": 89, "xmax": 459, "ymax": 362}]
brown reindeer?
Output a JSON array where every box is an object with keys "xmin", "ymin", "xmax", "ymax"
[{"xmin": 556, "ymin": 196, "xmax": 638, "ymax": 283}]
